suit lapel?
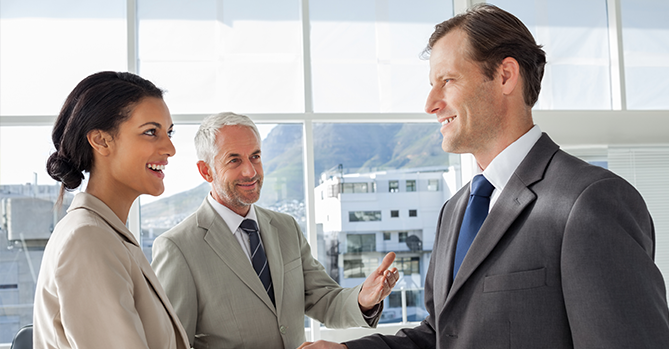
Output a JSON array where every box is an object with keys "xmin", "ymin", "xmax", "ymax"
[
  {"xmin": 130, "ymin": 247, "xmax": 190, "ymax": 348},
  {"xmin": 442, "ymin": 188, "xmax": 470, "ymax": 293},
  {"xmin": 73, "ymin": 193, "xmax": 189, "ymax": 348},
  {"xmin": 197, "ymin": 199, "xmax": 277, "ymax": 315},
  {"xmin": 448, "ymin": 179, "xmax": 537, "ymax": 297},
  {"xmin": 255, "ymin": 206, "xmax": 284, "ymax": 315},
  {"xmin": 444, "ymin": 134, "xmax": 559, "ymax": 305}
]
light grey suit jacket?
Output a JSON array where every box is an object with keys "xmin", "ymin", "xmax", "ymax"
[
  {"xmin": 346, "ymin": 133, "xmax": 669, "ymax": 348},
  {"xmin": 152, "ymin": 200, "xmax": 378, "ymax": 349}
]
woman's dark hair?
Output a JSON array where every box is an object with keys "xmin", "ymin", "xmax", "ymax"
[
  {"xmin": 47, "ymin": 71, "xmax": 163, "ymax": 204},
  {"xmin": 424, "ymin": 4, "xmax": 547, "ymax": 107}
]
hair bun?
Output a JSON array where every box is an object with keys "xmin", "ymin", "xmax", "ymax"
[{"xmin": 46, "ymin": 152, "xmax": 84, "ymax": 190}]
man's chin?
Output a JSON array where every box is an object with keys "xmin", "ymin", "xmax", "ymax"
[{"xmin": 237, "ymin": 194, "xmax": 261, "ymax": 206}]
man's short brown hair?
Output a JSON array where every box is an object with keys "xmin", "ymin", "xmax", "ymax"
[{"xmin": 424, "ymin": 4, "xmax": 547, "ymax": 107}]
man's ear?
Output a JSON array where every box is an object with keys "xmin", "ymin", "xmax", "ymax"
[
  {"xmin": 499, "ymin": 56, "xmax": 520, "ymax": 96},
  {"xmin": 87, "ymin": 130, "xmax": 112, "ymax": 156},
  {"xmin": 197, "ymin": 160, "xmax": 215, "ymax": 183}
]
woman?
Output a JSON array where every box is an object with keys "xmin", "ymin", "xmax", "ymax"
[{"xmin": 34, "ymin": 71, "xmax": 189, "ymax": 349}]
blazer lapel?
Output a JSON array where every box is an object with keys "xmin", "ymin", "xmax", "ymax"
[
  {"xmin": 442, "ymin": 189, "xmax": 470, "ymax": 292},
  {"xmin": 129, "ymin": 247, "xmax": 190, "ymax": 348},
  {"xmin": 197, "ymin": 199, "xmax": 277, "ymax": 315},
  {"xmin": 255, "ymin": 207, "xmax": 284, "ymax": 315},
  {"xmin": 446, "ymin": 134, "xmax": 559, "ymax": 303},
  {"xmin": 72, "ymin": 193, "xmax": 189, "ymax": 348}
]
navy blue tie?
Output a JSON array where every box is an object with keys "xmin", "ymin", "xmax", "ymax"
[
  {"xmin": 453, "ymin": 175, "xmax": 495, "ymax": 280},
  {"xmin": 240, "ymin": 219, "xmax": 275, "ymax": 305}
]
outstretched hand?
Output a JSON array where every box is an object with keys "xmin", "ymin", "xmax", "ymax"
[{"xmin": 358, "ymin": 252, "xmax": 399, "ymax": 311}]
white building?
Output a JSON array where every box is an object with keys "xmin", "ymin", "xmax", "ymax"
[{"xmin": 314, "ymin": 166, "xmax": 460, "ymax": 322}]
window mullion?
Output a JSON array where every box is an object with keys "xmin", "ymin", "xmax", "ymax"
[{"xmin": 607, "ymin": 0, "xmax": 627, "ymax": 110}]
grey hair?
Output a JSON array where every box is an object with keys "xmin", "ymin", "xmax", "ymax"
[{"xmin": 194, "ymin": 112, "xmax": 261, "ymax": 166}]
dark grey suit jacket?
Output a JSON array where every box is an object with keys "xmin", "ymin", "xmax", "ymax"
[{"xmin": 346, "ymin": 133, "xmax": 669, "ymax": 348}]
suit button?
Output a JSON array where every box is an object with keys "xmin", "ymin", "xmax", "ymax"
[{"xmin": 279, "ymin": 325, "xmax": 287, "ymax": 334}]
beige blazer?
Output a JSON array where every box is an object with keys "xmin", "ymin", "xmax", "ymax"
[
  {"xmin": 33, "ymin": 192, "xmax": 189, "ymax": 349},
  {"xmin": 152, "ymin": 200, "xmax": 378, "ymax": 349}
]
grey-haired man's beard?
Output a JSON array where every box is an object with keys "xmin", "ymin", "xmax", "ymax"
[{"xmin": 212, "ymin": 175, "xmax": 263, "ymax": 208}]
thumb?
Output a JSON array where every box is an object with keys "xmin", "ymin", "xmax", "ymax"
[{"xmin": 376, "ymin": 252, "xmax": 396, "ymax": 273}]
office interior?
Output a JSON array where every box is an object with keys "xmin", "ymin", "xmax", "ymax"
[{"xmin": 1, "ymin": 0, "xmax": 668, "ymax": 346}]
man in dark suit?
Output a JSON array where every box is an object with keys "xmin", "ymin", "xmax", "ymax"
[{"xmin": 300, "ymin": 4, "xmax": 669, "ymax": 349}]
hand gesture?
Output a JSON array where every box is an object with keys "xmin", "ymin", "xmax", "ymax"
[{"xmin": 358, "ymin": 252, "xmax": 399, "ymax": 311}]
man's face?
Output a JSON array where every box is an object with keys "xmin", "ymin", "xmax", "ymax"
[
  {"xmin": 209, "ymin": 125, "xmax": 264, "ymax": 216},
  {"xmin": 425, "ymin": 29, "xmax": 504, "ymax": 157}
]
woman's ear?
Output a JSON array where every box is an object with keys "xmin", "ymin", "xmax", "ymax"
[{"xmin": 87, "ymin": 130, "xmax": 112, "ymax": 156}]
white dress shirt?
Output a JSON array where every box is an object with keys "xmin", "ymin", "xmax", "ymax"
[
  {"xmin": 477, "ymin": 125, "xmax": 542, "ymax": 211},
  {"xmin": 207, "ymin": 193, "xmax": 263, "ymax": 264}
]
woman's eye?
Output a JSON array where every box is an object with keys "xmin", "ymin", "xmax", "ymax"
[
  {"xmin": 167, "ymin": 129, "xmax": 175, "ymax": 138},
  {"xmin": 144, "ymin": 129, "xmax": 156, "ymax": 136}
]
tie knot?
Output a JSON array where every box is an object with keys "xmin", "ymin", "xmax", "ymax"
[
  {"xmin": 471, "ymin": 175, "xmax": 494, "ymax": 198},
  {"xmin": 240, "ymin": 219, "xmax": 259, "ymax": 234}
]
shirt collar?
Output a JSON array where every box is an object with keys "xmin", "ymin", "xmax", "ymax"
[
  {"xmin": 479, "ymin": 125, "xmax": 542, "ymax": 192},
  {"xmin": 207, "ymin": 192, "xmax": 258, "ymax": 235}
]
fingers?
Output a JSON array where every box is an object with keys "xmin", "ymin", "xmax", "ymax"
[
  {"xmin": 377, "ymin": 252, "xmax": 396, "ymax": 272},
  {"xmin": 384, "ymin": 269, "xmax": 399, "ymax": 288},
  {"xmin": 297, "ymin": 343, "xmax": 312, "ymax": 349}
]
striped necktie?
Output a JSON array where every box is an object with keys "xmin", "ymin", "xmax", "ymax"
[{"xmin": 240, "ymin": 219, "xmax": 275, "ymax": 306}]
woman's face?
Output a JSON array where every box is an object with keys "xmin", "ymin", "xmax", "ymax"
[{"xmin": 106, "ymin": 97, "xmax": 176, "ymax": 198}]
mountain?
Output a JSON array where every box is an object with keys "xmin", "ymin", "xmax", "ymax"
[
  {"xmin": 141, "ymin": 182, "xmax": 210, "ymax": 229},
  {"xmin": 141, "ymin": 122, "xmax": 448, "ymax": 229}
]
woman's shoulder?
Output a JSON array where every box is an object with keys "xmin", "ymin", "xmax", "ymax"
[{"xmin": 48, "ymin": 208, "xmax": 129, "ymax": 259}]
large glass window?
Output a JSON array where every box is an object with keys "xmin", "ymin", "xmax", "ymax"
[
  {"xmin": 621, "ymin": 0, "xmax": 669, "ymax": 109},
  {"xmin": 0, "ymin": 126, "xmax": 67, "ymax": 343},
  {"xmin": 309, "ymin": 0, "xmax": 453, "ymax": 112},
  {"xmin": 0, "ymin": 0, "xmax": 127, "ymax": 116},
  {"xmin": 314, "ymin": 122, "xmax": 460, "ymax": 326},
  {"xmin": 382, "ymin": 289, "xmax": 427, "ymax": 323},
  {"xmin": 490, "ymin": 0, "xmax": 612, "ymax": 109},
  {"xmin": 2, "ymin": 0, "xmax": 669, "ymax": 345},
  {"xmin": 137, "ymin": 0, "xmax": 304, "ymax": 114}
]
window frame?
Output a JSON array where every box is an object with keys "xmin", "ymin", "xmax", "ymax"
[
  {"xmin": 2, "ymin": 0, "xmax": 669, "ymax": 346},
  {"xmin": 406, "ymin": 179, "xmax": 417, "ymax": 192},
  {"xmin": 2, "ymin": 0, "xmax": 669, "ymax": 245},
  {"xmin": 388, "ymin": 180, "xmax": 400, "ymax": 193}
]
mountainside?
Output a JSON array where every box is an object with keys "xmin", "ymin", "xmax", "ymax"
[{"xmin": 141, "ymin": 122, "xmax": 448, "ymax": 229}]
